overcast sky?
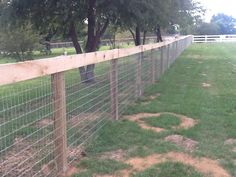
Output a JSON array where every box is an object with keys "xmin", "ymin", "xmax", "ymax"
[{"xmin": 198, "ymin": 0, "xmax": 236, "ymax": 22}]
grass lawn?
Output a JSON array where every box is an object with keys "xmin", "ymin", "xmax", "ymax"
[
  {"xmin": 141, "ymin": 114, "xmax": 181, "ymax": 129},
  {"xmin": 73, "ymin": 43, "xmax": 236, "ymax": 177}
]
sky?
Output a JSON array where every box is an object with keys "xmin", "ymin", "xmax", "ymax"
[{"xmin": 198, "ymin": 0, "xmax": 236, "ymax": 22}]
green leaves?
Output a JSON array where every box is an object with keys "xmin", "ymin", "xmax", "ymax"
[
  {"xmin": 211, "ymin": 13, "xmax": 236, "ymax": 34},
  {"xmin": 0, "ymin": 24, "xmax": 41, "ymax": 61}
]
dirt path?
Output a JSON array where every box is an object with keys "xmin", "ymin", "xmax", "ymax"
[
  {"xmin": 96, "ymin": 152, "xmax": 231, "ymax": 177},
  {"xmin": 124, "ymin": 112, "xmax": 197, "ymax": 133}
]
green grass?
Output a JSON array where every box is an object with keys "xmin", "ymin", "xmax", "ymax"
[
  {"xmin": 74, "ymin": 43, "xmax": 236, "ymax": 176},
  {"xmin": 141, "ymin": 114, "xmax": 181, "ymax": 129},
  {"xmin": 75, "ymin": 159, "xmax": 130, "ymax": 176},
  {"xmin": 2, "ymin": 43, "xmax": 236, "ymax": 176},
  {"xmin": 132, "ymin": 162, "xmax": 204, "ymax": 177}
]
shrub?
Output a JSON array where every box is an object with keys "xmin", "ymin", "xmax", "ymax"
[{"xmin": 0, "ymin": 24, "xmax": 41, "ymax": 61}]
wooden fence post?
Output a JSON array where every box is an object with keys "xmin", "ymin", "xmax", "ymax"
[
  {"xmin": 136, "ymin": 46, "xmax": 143, "ymax": 98},
  {"xmin": 110, "ymin": 59, "xmax": 119, "ymax": 120},
  {"xmin": 175, "ymin": 41, "xmax": 178, "ymax": 59},
  {"xmin": 51, "ymin": 72, "xmax": 68, "ymax": 176},
  {"xmin": 167, "ymin": 44, "xmax": 170, "ymax": 69},
  {"xmin": 151, "ymin": 49, "xmax": 156, "ymax": 84},
  {"xmin": 160, "ymin": 46, "xmax": 165, "ymax": 75},
  {"xmin": 171, "ymin": 43, "xmax": 174, "ymax": 64}
]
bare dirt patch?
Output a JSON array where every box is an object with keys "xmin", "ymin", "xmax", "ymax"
[
  {"xmin": 148, "ymin": 93, "xmax": 161, "ymax": 100},
  {"xmin": 64, "ymin": 166, "xmax": 80, "ymax": 177},
  {"xmin": 124, "ymin": 112, "xmax": 197, "ymax": 133},
  {"xmin": 164, "ymin": 135, "xmax": 198, "ymax": 152},
  {"xmin": 99, "ymin": 149, "xmax": 126, "ymax": 161},
  {"xmin": 68, "ymin": 113, "xmax": 100, "ymax": 127},
  {"xmin": 97, "ymin": 152, "xmax": 231, "ymax": 177},
  {"xmin": 142, "ymin": 93, "xmax": 161, "ymax": 105},
  {"xmin": 68, "ymin": 112, "xmax": 111, "ymax": 128},
  {"xmin": 224, "ymin": 139, "xmax": 236, "ymax": 145},
  {"xmin": 233, "ymin": 147, "xmax": 236, "ymax": 153},
  {"xmin": 68, "ymin": 146, "xmax": 86, "ymax": 162},
  {"xmin": 35, "ymin": 118, "xmax": 53, "ymax": 128},
  {"xmin": 234, "ymin": 160, "xmax": 236, "ymax": 166},
  {"xmin": 169, "ymin": 113, "xmax": 197, "ymax": 130},
  {"xmin": 202, "ymin": 83, "xmax": 211, "ymax": 88},
  {"xmin": 0, "ymin": 137, "xmax": 44, "ymax": 177},
  {"xmin": 124, "ymin": 113, "xmax": 164, "ymax": 133},
  {"xmin": 224, "ymin": 139, "xmax": 236, "ymax": 153}
]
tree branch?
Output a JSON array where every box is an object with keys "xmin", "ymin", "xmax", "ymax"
[{"xmin": 129, "ymin": 28, "xmax": 136, "ymax": 42}]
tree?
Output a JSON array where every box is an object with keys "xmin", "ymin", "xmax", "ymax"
[
  {"xmin": 1, "ymin": 0, "xmax": 123, "ymax": 82},
  {"xmin": 1, "ymin": 0, "xmax": 204, "ymax": 81},
  {"xmin": 211, "ymin": 13, "xmax": 236, "ymax": 34},
  {"xmin": 117, "ymin": 0, "xmax": 166, "ymax": 45},
  {"xmin": 0, "ymin": 24, "xmax": 40, "ymax": 61},
  {"xmin": 167, "ymin": 0, "xmax": 204, "ymax": 35},
  {"xmin": 194, "ymin": 22, "xmax": 220, "ymax": 35},
  {"xmin": 119, "ymin": 0, "xmax": 204, "ymax": 46}
]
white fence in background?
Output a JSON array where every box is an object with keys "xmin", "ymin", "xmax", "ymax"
[{"xmin": 193, "ymin": 35, "xmax": 236, "ymax": 43}]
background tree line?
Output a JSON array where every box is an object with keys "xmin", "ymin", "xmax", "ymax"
[
  {"xmin": 0, "ymin": 0, "xmax": 203, "ymax": 82},
  {"xmin": 194, "ymin": 13, "xmax": 236, "ymax": 35}
]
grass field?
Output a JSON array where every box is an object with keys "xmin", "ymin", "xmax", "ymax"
[{"xmin": 73, "ymin": 43, "xmax": 236, "ymax": 177}]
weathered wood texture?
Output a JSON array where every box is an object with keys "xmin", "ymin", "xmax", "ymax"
[
  {"xmin": 151, "ymin": 49, "xmax": 156, "ymax": 84},
  {"xmin": 110, "ymin": 59, "xmax": 119, "ymax": 120},
  {"xmin": 51, "ymin": 72, "xmax": 68, "ymax": 176},
  {"xmin": 160, "ymin": 46, "xmax": 165, "ymax": 75},
  {"xmin": 136, "ymin": 47, "xmax": 143, "ymax": 97},
  {"xmin": 0, "ymin": 36, "xmax": 192, "ymax": 86}
]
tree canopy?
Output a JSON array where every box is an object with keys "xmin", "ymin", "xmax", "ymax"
[
  {"xmin": 0, "ymin": 0, "xmax": 203, "ymax": 81},
  {"xmin": 211, "ymin": 13, "xmax": 236, "ymax": 34},
  {"xmin": 194, "ymin": 13, "xmax": 236, "ymax": 35}
]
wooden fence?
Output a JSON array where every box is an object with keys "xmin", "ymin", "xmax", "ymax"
[
  {"xmin": 193, "ymin": 34, "xmax": 236, "ymax": 43},
  {"xmin": 0, "ymin": 35, "xmax": 193, "ymax": 177}
]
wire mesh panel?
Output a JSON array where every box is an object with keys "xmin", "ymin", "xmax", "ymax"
[
  {"xmin": 141, "ymin": 50, "xmax": 153, "ymax": 91},
  {"xmin": 65, "ymin": 65, "xmax": 112, "ymax": 167},
  {"xmin": 0, "ymin": 77, "xmax": 55, "ymax": 177},
  {"xmin": 153, "ymin": 49, "xmax": 162, "ymax": 81},
  {"xmin": 117, "ymin": 54, "xmax": 137, "ymax": 116},
  {"xmin": 0, "ymin": 36, "xmax": 193, "ymax": 177}
]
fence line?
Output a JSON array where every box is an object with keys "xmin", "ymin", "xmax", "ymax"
[
  {"xmin": 49, "ymin": 36, "xmax": 175, "ymax": 49},
  {"xmin": 193, "ymin": 34, "xmax": 236, "ymax": 43},
  {"xmin": 0, "ymin": 35, "xmax": 193, "ymax": 177}
]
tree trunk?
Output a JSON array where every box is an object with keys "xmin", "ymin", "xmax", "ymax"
[
  {"xmin": 44, "ymin": 29, "xmax": 57, "ymax": 55},
  {"xmin": 84, "ymin": 0, "xmax": 97, "ymax": 83},
  {"xmin": 143, "ymin": 31, "xmax": 147, "ymax": 45},
  {"xmin": 85, "ymin": 0, "xmax": 109, "ymax": 83},
  {"xmin": 156, "ymin": 25, "xmax": 163, "ymax": 42},
  {"xmin": 69, "ymin": 21, "xmax": 87, "ymax": 82},
  {"xmin": 135, "ymin": 26, "xmax": 141, "ymax": 46}
]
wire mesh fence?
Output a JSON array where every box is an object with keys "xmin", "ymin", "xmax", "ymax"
[{"xmin": 0, "ymin": 36, "xmax": 193, "ymax": 177}]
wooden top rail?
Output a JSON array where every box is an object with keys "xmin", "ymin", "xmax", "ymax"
[{"xmin": 0, "ymin": 36, "xmax": 192, "ymax": 86}]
